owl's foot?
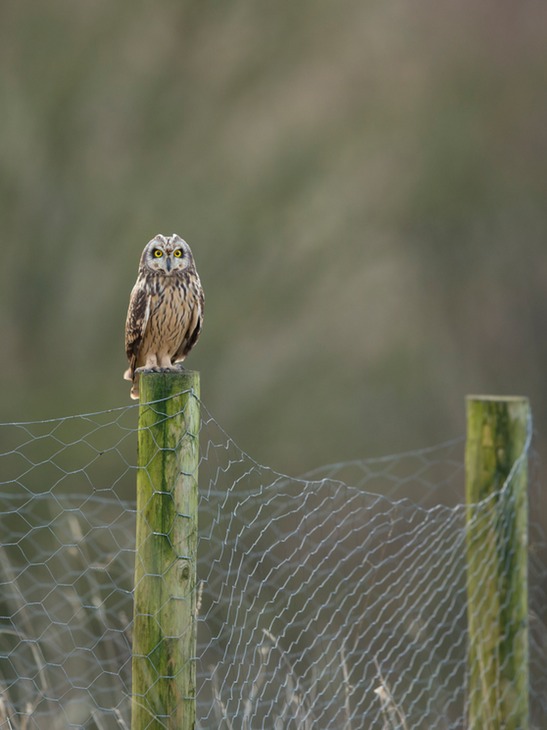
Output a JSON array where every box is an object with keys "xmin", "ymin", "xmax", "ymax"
[{"xmin": 134, "ymin": 366, "xmax": 179, "ymax": 374}]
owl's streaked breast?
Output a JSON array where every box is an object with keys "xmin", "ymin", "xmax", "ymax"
[{"xmin": 140, "ymin": 276, "xmax": 197, "ymax": 359}]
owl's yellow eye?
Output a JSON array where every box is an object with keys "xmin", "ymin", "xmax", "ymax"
[
  {"xmin": 173, "ymin": 249, "xmax": 182, "ymax": 258},
  {"xmin": 153, "ymin": 249, "xmax": 163, "ymax": 258}
]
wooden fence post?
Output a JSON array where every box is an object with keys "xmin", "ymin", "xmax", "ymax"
[
  {"xmin": 465, "ymin": 395, "xmax": 530, "ymax": 730},
  {"xmin": 132, "ymin": 371, "xmax": 200, "ymax": 730}
]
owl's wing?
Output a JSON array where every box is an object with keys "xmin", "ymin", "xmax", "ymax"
[
  {"xmin": 174, "ymin": 286, "xmax": 204, "ymax": 362},
  {"xmin": 124, "ymin": 282, "xmax": 151, "ymax": 376}
]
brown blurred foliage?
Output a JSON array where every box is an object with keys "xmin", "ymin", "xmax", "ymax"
[{"xmin": 1, "ymin": 0, "xmax": 547, "ymax": 480}]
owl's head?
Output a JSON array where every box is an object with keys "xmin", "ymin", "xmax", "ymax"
[{"xmin": 140, "ymin": 234, "xmax": 195, "ymax": 275}]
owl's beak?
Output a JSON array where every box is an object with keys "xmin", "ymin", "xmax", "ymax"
[{"xmin": 165, "ymin": 257, "xmax": 172, "ymax": 273}]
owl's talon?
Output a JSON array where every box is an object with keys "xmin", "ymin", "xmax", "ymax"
[{"xmin": 135, "ymin": 366, "xmax": 177, "ymax": 374}]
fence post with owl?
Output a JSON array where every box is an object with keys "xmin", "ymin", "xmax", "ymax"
[
  {"xmin": 465, "ymin": 395, "xmax": 530, "ymax": 730},
  {"xmin": 131, "ymin": 370, "xmax": 200, "ymax": 730}
]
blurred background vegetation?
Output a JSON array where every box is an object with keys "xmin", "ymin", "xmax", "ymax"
[{"xmin": 1, "ymin": 0, "xmax": 547, "ymax": 485}]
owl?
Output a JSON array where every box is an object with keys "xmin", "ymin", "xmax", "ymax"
[{"xmin": 123, "ymin": 234, "xmax": 204, "ymax": 399}]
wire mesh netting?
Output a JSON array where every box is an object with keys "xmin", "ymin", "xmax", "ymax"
[{"xmin": 0, "ymin": 392, "xmax": 546, "ymax": 728}]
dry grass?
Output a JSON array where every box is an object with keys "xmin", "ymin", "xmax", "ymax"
[
  {"xmin": 0, "ymin": 505, "xmax": 133, "ymax": 729},
  {"xmin": 374, "ymin": 658, "xmax": 409, "ymax": 730}
]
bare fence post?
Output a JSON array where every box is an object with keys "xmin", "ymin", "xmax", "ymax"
[
  {"xmin": 132, "ymin": 371, "xmax": 200, "ymax": 730},
  {"xmin": 465, "ymin": 395, "xmax": 530, "ymax": 730}
]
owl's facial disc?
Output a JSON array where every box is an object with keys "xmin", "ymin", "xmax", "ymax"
[{"xmin": 143, "ymin": 235, "xmax": 191, "ymax": 275}]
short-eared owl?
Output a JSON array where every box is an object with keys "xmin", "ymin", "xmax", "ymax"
[{"xmin": 123, "ymin": 234, "xmax": 204, "ymax": 399}]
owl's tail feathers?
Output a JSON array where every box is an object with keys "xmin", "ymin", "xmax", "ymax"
[{"xmin": 123, "ymin": 367, "xmax": 140, "ymax": 400}]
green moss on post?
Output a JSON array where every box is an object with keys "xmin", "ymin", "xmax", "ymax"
[
  {"xmin": 465, "ymin": 395, "xmax": 530, "ymax": 730},
  {"xmin": 132, "ymin": 371, "xmax": 200, "ymax": 730}
]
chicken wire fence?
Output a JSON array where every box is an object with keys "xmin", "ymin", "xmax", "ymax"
[{"xmin": 0, "ymin": 394, "xmax": 546, "ymax": 729}]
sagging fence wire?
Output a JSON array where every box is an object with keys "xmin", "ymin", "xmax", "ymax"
[{"xmin": 0, "ymin": 395, "xmax": 546, "ymax": 728}]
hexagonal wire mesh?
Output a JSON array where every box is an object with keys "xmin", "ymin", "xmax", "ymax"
[{"xmin": 0, "ymin": 394, "xmax": 545, "ymax": 728}]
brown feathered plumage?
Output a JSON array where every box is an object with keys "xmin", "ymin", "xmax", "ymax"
[{"xmin": 124, "ymin": 234, "xmax": 204, "ymax": 399}]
